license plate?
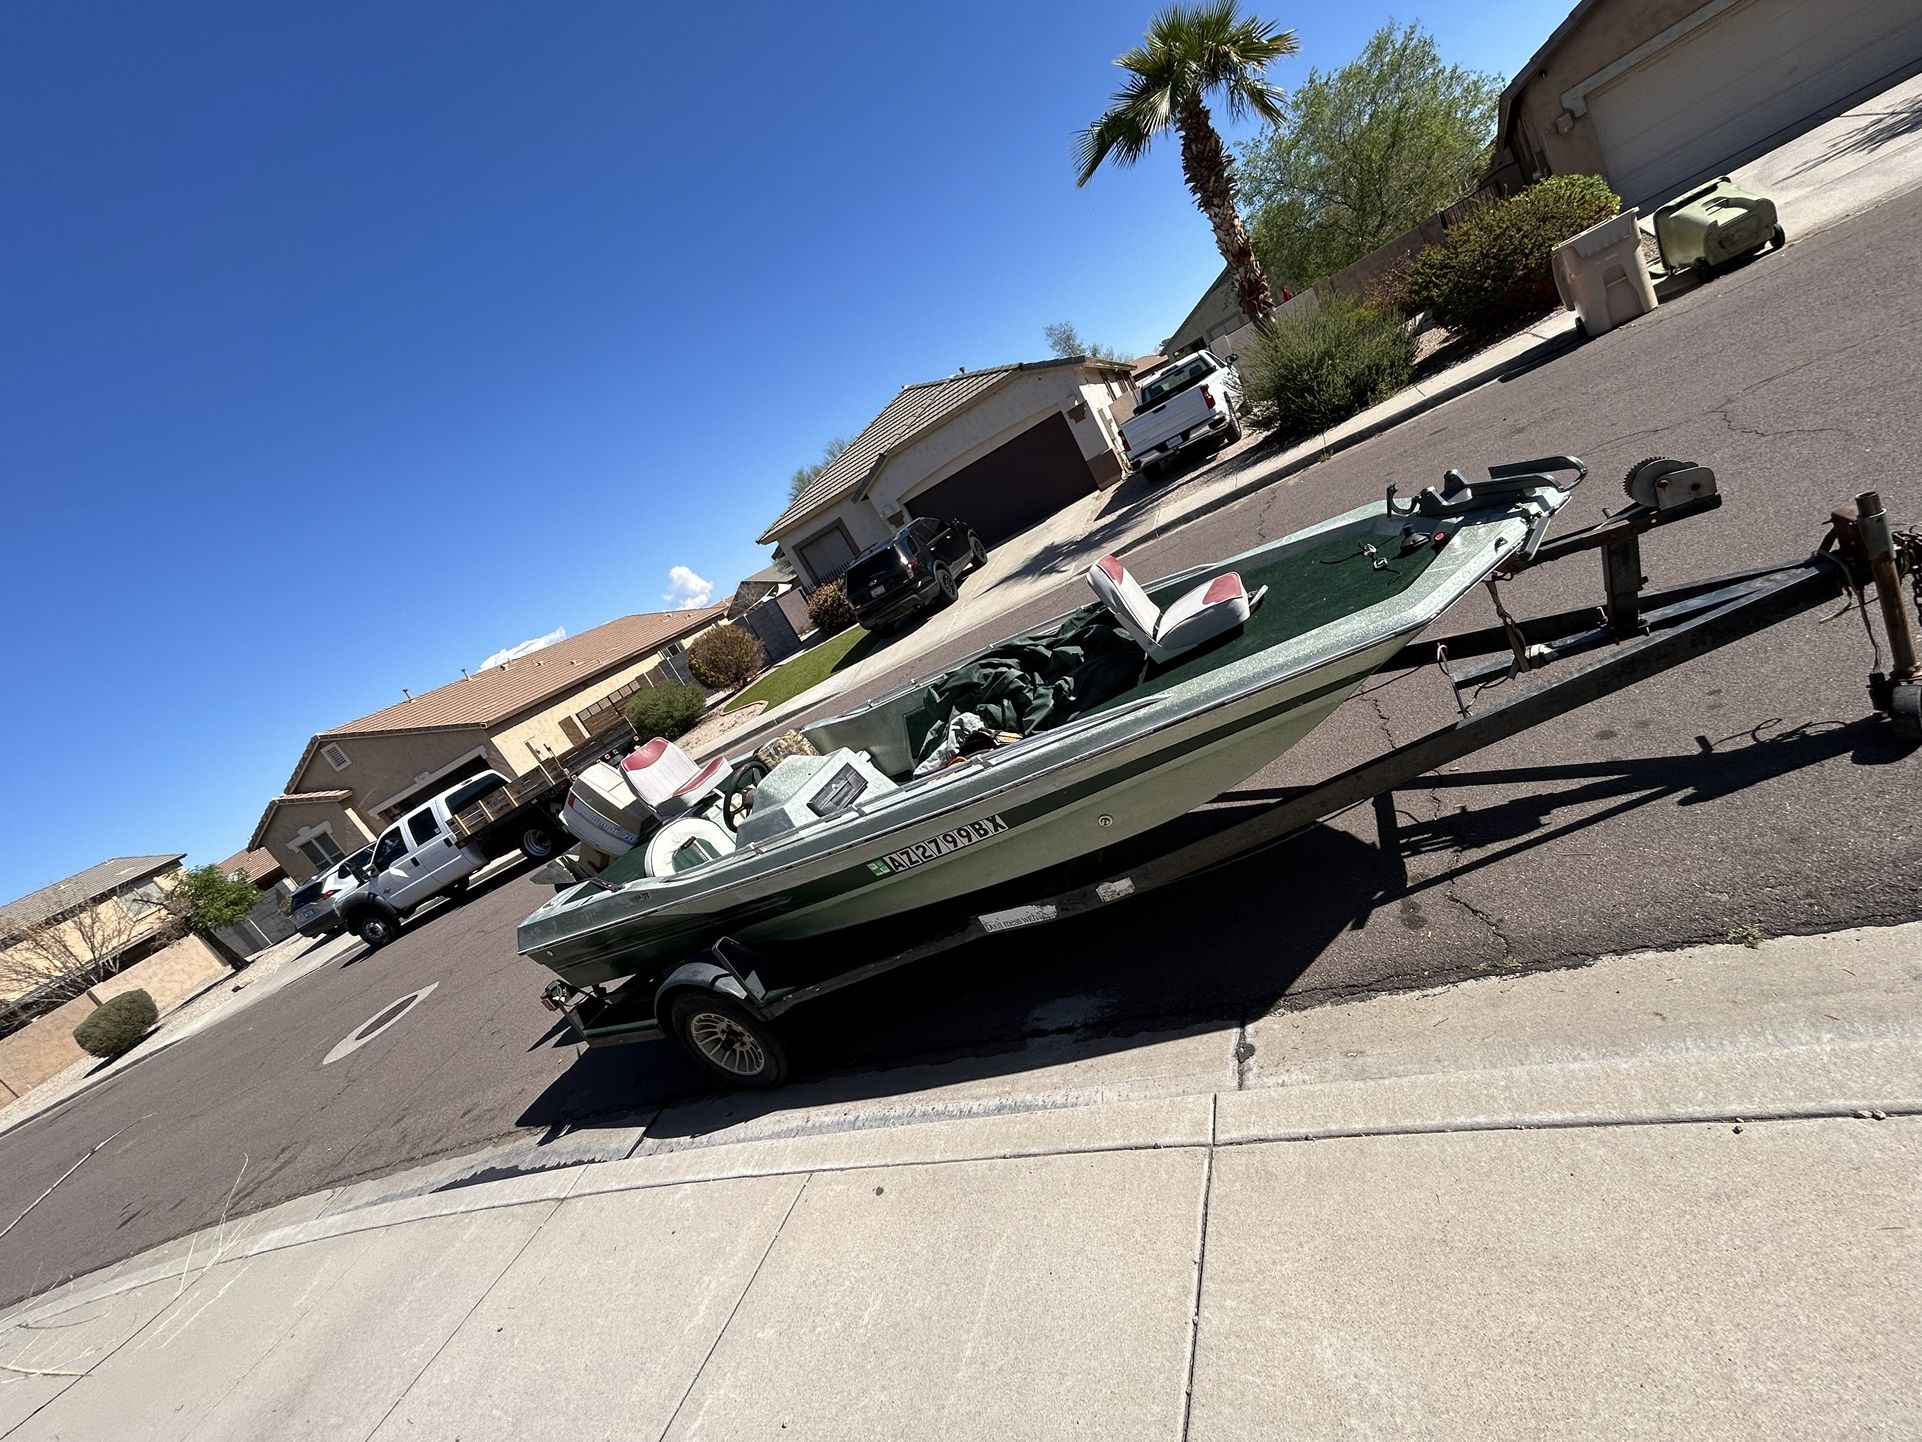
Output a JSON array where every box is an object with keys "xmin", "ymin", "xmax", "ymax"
[{"xmin": 870, "ymin": 580, "xmax": 888, "ymax": 595}]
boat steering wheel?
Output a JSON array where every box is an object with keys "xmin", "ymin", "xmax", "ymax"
[{"xmin": 722, "ymin": 760, "xmax": 768, "ymax": 830}]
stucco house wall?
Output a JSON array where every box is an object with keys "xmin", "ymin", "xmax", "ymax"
[
  {"xmin": 260, "ymin": 800, "xmax": 379, "ymax": 876},
  {"xmin": 0, "ymin": 862, "xmax": 186, "ymax": 1008},
  {"xmin": 1506, "ymin": 0, "xmax": 1707, "ymax": 182},
  {"xmin": 866, "ymin": 372, "xmax": 1126, "ymax": 523},
  {"xmin": 260, "ymin": 634, "xmax": 727, "ymax": 879}
]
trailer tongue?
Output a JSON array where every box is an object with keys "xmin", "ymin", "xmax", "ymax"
[{"xmin": 542, "ymin": 463, "xmax": 1922, "ymax": 1088}]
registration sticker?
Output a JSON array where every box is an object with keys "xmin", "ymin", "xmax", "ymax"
[
  {"xmin": 979, "ymin": 903, "xmax": 1058, "ymax": 932},
  {"xmin": 867, "ymin": 815, "xmax": 1009, "ymax": 877}
]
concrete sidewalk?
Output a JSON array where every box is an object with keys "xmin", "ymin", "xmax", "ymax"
[{"xmin": 4, "ymin": 922, "xmax": 1915, "ymax": 1439}]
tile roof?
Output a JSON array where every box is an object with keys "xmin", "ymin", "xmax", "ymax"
[
  {"xmin": 1, "ymin": 856, "xmax": 186, "ymax": 932},
  {"xmin": 218, "ymin": 848, "xmax": 285, "ymax": 885},
  {"xmin": 323, "ymin": 607, "xmax": 725, "ymax": 738},
  {"xmin": 756, "ymin": 356, "xmax": 1131, "ymax": 544}
]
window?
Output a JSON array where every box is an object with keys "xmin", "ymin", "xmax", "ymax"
[
  {"xmin": 442, "ymin": 774, "xmax": 507, "ymax": 816},
  {"xmin": 322, "ymin": 743, "xmax": 351, "ymax": 772},
  {"xmin": 372, "ymin": 829, "xmax": 405, "ymax": 871},
  {"xmin": 407, "ymin": 809, "xmax": 442, "ymax": 846},
  {"xmin": 121, "ymin": 879, "xmax": 168, "ymax": 921},
  {"xmin": 299, "ymin": 832, "xmax": 346, "ymax": 868}
]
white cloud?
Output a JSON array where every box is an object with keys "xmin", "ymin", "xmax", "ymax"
[
  {"xmin": 480, "ymin": 626, "xmax": 565, "ymax": 670},
  {"xmin": 664, "ymin": 565, "xmax": 714, "ymax": 611}
]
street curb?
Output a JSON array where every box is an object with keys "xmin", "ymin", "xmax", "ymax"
[
  {"xmin": 14, "ymin": 1058, "xmax": 1917, "ymax": 1328},
  {"xmin": 10, "ymin": 915, "xmax": 1919, "ymax": 1323}
]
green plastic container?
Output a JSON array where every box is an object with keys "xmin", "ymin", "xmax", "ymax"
[{"xmin": 1653, "ymin": 177, "xmax": 1784, "ymax": 273}]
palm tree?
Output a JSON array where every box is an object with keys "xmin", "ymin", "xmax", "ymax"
[{"xmin": 1076, "ymin": 1, "xmax": 1298, "ymax": 323}]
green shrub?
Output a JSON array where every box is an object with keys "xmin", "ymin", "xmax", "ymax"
[
  {"xmin": 1242, "ymin": 297, "xmax": 1417, "ymax": 444},
  {"xmin": 73, "ymin": 990, "xmax": 158, "ymax": 1060},
  {"xmin": 807, "ymin": 578, "xmax": 857, "ymax": 638},
  {"xmin": 624, "ymin": 681, "xmax": 707, "ymax": 741},
  {"xmin": 686, "ymin": 624, "xmax": 766, "ymax": 689},
  {"xmin": 1394, "ymin": 174, "xmax": 1620, "ymax": 338}
]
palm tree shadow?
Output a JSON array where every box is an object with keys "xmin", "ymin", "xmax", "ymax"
[{"xmin": 1785, "ymin": 92, "xmax": 1922, "ymax": 180}]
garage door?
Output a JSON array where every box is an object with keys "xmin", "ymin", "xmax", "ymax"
[
  {"xmin": 905, "ymin": 414, "xmax": 1097, "ymax": 548},
  {"xmin": 1586, "ymin": 0, "xmax": 1922, "ymax": 208}
]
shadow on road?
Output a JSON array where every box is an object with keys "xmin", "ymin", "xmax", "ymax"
[
  {"xmin": 511, "ymin": 710, "xmax": 1912, "ymax": 1144},
  {"xmin": 338, "ymin": 854, "xmax": 546, "ymax": 969}
]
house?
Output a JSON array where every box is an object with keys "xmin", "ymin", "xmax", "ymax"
[
  {"xmin": 218, "ymin": 847, "xmax": 286, "ymax": 891},
  {"xmin": 1160, "ymin": 270, "xmax": 1298, "ymax": 371},
  {"xmin": 1499, "ymin": 0, "xmax": 1922, "ymax": 210},
  {"xmin": 757, "ymin": 356, "xmax": 1135, "ymax": 589},
  {"xmin": 1, "ymin": 855, "xmax": 187, "ymax": 1020},
  {"xmin": 1161, "ymin": 268, "xmax": 1247, "ymax": 358},
  {"xmin": 249, "ymin": 606, "xmax": 725, "ymax": 882}
]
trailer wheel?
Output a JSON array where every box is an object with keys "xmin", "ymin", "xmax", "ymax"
[
  {"xmin": 665, "ymin": 990, "xmax": 788, "ymax": 1088},
  {"xmin": 520, "ymin": 823, "xmax": 559, "ymax": 860}
]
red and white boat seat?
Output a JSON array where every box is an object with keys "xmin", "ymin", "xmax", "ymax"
[
  {"xmin": 1087, "ymin": 554, "xmax": 1256, "ymax": 664},
  {"xmin": 622, "ymin": 737, "xmax": 729, "ymax": 820}
]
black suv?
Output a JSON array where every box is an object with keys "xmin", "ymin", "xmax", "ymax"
[{"xmin": 843, "ymin": 517, "xmax": 987, "ymax": 631}]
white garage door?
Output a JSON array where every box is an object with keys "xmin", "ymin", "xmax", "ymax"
[{"xmin": 1586, "ymin": 0, "xmax": 1922, "ymax": 208}]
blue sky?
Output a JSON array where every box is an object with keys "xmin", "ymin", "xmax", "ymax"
[{"xmin": 0, "ymin": 0, "xmax": 1562, "ymax": 900}]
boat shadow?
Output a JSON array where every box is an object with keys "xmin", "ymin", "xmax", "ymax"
[{"xmin": 515, "ymin": 714, "xmax": 1903, "ymax": 1142}]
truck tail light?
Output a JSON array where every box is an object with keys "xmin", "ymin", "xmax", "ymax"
[{"xmin": 1202, "ymin": 385, "xmax": 1216, "ymax": 410}]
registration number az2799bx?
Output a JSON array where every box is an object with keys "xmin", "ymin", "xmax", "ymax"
[{"xmin": 867, "ymin": 815, "xmax": 1009, "ymax": 876}]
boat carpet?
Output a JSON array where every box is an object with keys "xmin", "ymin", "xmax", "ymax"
[{"xmin": 909, "ymin": 528, "xmax": 1441, "ymax": 762}]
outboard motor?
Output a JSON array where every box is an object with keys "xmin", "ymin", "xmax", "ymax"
[{"xmin": 560, "ymin": 760, "xmax": 658, "ymax": 861}]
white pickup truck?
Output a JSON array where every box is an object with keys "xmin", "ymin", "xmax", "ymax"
[
  {"xmin": 1121, "ymin": 351, "xmax": 1244, "ymax": 480},
  {"xmin": 336, "ymin": 769, "xmax": 566, "ymax": 948}
]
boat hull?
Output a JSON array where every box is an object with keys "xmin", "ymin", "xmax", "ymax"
[
  {"xmin": 518, "ymin": 476, "xmax": 1573, "ymax": 986},
  {"xmin": 523, "ymin": 632, "xmax": 1401, "ymax": 986}
]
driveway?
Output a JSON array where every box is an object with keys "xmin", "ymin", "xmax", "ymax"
[{"xmin": 2, "ymin": 168, "xmax": 1921, "ymax": 1314}]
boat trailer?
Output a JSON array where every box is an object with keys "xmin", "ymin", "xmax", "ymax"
[{"xmin": 546, "ymin": 464, "xmax": 1922, "ymax": 1086}]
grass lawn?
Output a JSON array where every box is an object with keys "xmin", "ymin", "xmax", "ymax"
[{"xmin": 724, "ymin": 627, "xmax": 882, "ymax": 713}]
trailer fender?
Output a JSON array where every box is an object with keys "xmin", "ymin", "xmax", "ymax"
[{"xmin": 652, "ymin": 962, "xmax": 753, "ymax": 1029}]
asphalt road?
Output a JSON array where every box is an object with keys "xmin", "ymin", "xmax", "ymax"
[{"xmin": 4, "ymin": 187, "xmax": 1920, "ymax": 1309}]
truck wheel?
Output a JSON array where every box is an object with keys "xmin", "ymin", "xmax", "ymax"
[
  {"xmin": 355, "ymin": 911, "xmax": 399, "ymax": 948},
  {"xmin": 968, "ymin": 538, "xmax": 987, "ymax": 572},
  {"xmin": 1223, "ymin": 418, "xmax": 1243, "ymax": 445},
  {"xmin": 666, "ymin": 990, "xmax": 789, "ymax": 1088},
  {"xmin": 520, "ymin": 823, "xmax": 558, "ymax": 860},
  {"xmin": 933, "ymin": 568, "xmax": 958, "ymax": 609}
]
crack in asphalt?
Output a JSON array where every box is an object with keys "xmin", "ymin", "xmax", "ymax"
[{"xmin": 1442, "ymin": 886, "xmax": 1516, "ymax": 963}]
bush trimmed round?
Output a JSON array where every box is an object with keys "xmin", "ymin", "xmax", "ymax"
[
  {"xmin": 1394, "ymin": 174, "xmax": 1620, "ymax": 339},
  {"xmin": 624, "ymin": 681, "xmax": 707, "ymax": 742},
  {"xmin": 687, "ymin": 624, "xmax": 766, "ymax": 689},
  {"xmin": 73, "ymin": 990, "xmax": 158, "ymax": 1060},
  {"xmin": 807, "ymin": 579, "xmax": 856, "ymax": 638}
]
